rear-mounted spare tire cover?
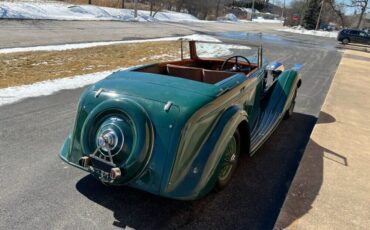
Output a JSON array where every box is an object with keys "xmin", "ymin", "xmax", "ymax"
[{"xmin": 81, "ymin": 99, "xmax": 154, "ymax": 182}]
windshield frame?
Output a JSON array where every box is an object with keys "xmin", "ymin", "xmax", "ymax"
[{"xmin": 180, "ymin": 40, "xmax": 263, "ymax": 68}]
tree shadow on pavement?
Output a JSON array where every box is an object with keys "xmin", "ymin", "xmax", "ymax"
[{"xmin": 76, "ymin": 112, "xmax": 332, "ymax": 230}]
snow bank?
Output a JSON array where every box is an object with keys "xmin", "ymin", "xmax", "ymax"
[
  {"xmin": 252, "ymin": 16, "xmax": 283, "ymax": 24},
  {"xmin": 0, "ymin": 34, "xmax": 221, "ymax": 54},
  {"xmin": 0, "ymin": 69, "xmax": 122, "ymax": 106},
  {"xmin": 0, "ymin": 1, "xmax": 200, "ymax": 22},
  {"xmin": 278, "ymin": 26, "xmax": 338, "ymax": 38}
]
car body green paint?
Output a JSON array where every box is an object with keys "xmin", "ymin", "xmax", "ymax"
[{"xmin": 60, "ymin": 42, "xmax": 301, "ymax": 200}]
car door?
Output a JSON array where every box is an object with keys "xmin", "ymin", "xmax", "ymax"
[
  {"xmin": 358, "ymin": 32, "xmax": 370, "ymax": 45},
  {"xmin": 244, "ymin": 71, "xmax": 264, "ymax": 128},
  {"xmin": 350, "ymin": 30, "xmax": 361, "ymax": 43}
]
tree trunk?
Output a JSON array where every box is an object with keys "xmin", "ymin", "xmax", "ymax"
[
  {"xmin": 150, "ymin": 1, "xmax": 154, "ymax": 16},
  {"xmin": 167, "ymin": 2, "xmax": 172, "ymax": 11},
  {"xmin": 134, "ymin": 0, "xmax": 138, "ymax": 18},
  {"xmin": 121, "ymin": 0, "xmax": 125, "ymax": 9},
  {"xmin": 152, "ymin": 3, "xmax": 164, "ymax": 17},
  {"xmin": 200, "ymin": 1, "xmax": 209, "ymax": 20},
  {"xmin": 88, "ymin": 0, "xmax": 92, "ymax": 5},
  {"xmin": 176, "ymin": 0, "xmax": 184, "ymax": 12},
  {"xmin": 215, "ymin": 0, "xmax": 221, "ymax": 18},
  {"xmin": 356, "ymin": 2, "xmax": 368, "ymax": 29}
]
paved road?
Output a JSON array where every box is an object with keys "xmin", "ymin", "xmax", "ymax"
[
  {"xmin": 0, "ymin": 19, "xmax": 333, "ymax": 49},
  {"xmin": 0, "ymin": 22, "xmax": 341, "ymax": 230},
  {"xmin": 0, "ymin": 20, "xmax": 282, "ymax": 48}
]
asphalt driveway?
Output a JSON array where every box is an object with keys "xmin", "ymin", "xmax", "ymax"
[{"xmin": 0, "ymin": 22, "xmax": 341, "ymax": 230}]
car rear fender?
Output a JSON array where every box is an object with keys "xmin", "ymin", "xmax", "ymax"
[{"xmin": 163, "ymin": 106, "xmax": 248, "ymax": 200}]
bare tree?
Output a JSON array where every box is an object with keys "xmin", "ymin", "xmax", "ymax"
[
  {"xmin": 350, "ymin": 0, "xmax": 369, "ymax": 28},
  {"xmin": 327, "ymin": 0, "xmax": 346, "ymax": 28},
  {"xmin": 149, "ymin": 0, "xmax": 155, "ymax": 16},
  {"xmin": 149, "ymin": 0, "xmax": 168, "ymax": 17},
  {"xmin": 174, "ymin": 0, "xmax": 186, "ymax": 12}
]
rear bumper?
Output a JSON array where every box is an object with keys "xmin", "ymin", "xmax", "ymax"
[{"xmin": 59, "ymin": 135, "xmax": 89, "ymax": 172}]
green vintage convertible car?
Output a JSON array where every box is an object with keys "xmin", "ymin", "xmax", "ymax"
[{"xmin": 60, "ymin": 39, "xmax": 301, "ymax": 200}]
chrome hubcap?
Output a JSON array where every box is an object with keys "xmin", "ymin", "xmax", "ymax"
[
  {"xmin": 95, "ymin": 117, "xmax": 126, "ymax": 157},
  {"xmin": 98, "ymin": 131, "xmax": 118, "ymax": 152}
]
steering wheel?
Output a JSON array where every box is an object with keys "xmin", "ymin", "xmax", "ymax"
[{"xmin": 221, "ymin": 55, "xmax": 251, "ymax": 72}]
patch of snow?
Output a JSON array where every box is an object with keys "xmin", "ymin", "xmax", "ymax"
[
  {"xmin": 138, "ymin": 53, "xmax": 178, "ymax": 62},
  {"xmin": 197, "ymin": 43, "xmax": 251, "ymax": 58},
  {"xmin": 0, "ymin": 69, "xmax": 123, "ymax": 106},
  {"xmin": 252, "ymin": 17, "xmax": 283, "ymax": 23},
  {"xmin": 218, "ymin": 13, "xmax": 239, "ymax": 22},
  {"xmin": 239, "ymin": 7, "xmax": 259, "ymax": 14},
  {"xmin": 0, "ymin": 2, "xmax": 201, "ymax": 22},
  {"xmin": 278, "ymin": 26, "xmax": 338, "ymax": 38},
  {"xmin": 181, "ymin": 34, "xmax": 221, "ymax": 42},
  {"xmin": 31, "ymin": 61, "xmax": 48, "ymax": 66}
]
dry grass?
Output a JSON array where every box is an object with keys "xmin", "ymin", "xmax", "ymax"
[{"xmin": 0, "ymin": 41, "xmax": 186, "ymax": 88}]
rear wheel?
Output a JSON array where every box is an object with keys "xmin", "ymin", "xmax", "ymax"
[
  {"xmin": 216, "ymin": 130, "xmax": 240, "ymax": 189},
  {"xmin": 342, "ymin": 38, "xmax": 350, "ymax": 45}
]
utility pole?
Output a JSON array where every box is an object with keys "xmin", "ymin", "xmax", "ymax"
[
  {"xmin": 315, "ymin": 0, "xmax": 324, "ymax": 30},
  {"xmin": 280, "ymin": 0, "xmax": 286, "ymax": 25}
]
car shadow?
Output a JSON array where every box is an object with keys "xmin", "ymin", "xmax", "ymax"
[{"xmin": 76, "ymin": 112, "xmax": 333, "ymax": 230}]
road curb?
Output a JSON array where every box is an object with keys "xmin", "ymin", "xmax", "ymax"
[{"xmin": 336, "ymin": 44, "xmax": 370, "ymax": 53}]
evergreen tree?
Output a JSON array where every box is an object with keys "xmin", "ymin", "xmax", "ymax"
[{"xmin": 302, "ymin": 0, "xmax": 321, "ymax": 29}]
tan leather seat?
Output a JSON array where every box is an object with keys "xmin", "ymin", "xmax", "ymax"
[
  {"xmin": 167, "ymin": 64, "xmax": 203, "ymax": 82},
  {"xmin": 203, "ymin": 69, "xmax": 235, "ymax": 84}
]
